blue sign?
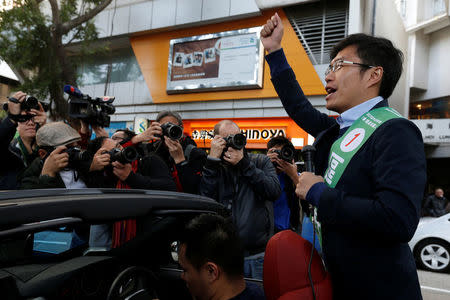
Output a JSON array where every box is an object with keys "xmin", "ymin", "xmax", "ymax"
[{"xmin": 91, "ymin": 121, "xmax": 132, "ymax": 139}]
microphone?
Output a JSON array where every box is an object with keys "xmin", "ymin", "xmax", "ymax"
[
  {"xmin": 301, "ymin": 145, "xmax": 316, "ymax": 173},
  {"xmin": 64, "ymin": 85, "xmax": 89, "ymax": 99}
]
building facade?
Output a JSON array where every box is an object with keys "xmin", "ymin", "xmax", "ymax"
[
  {"xmin": 63, "ymin": 0, "xmax": 448, "ymax": 172},
  {"xmin": 390, "ymin": 0, "xmax": 450, "ymax": 192},
  {"xmin": 68, "ymin": 0, "xmax": 359, "ymax": 149}
]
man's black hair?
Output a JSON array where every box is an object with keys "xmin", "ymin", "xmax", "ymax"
[
  {"xmin": 180, "ymin": 214, "xmax": 244, "ymax": 278},
  {"xmin": 114, "ymin": 129, "xmax": 136, "ymax": 145},
  {"xmin": 267, "ymin": 135, "xmax": 293, "ymax": 150},
  {"xmin": 330, "ymin": 33, "xmax": 403, "ymax": 99},
  {"xmin": 115, "ymin": 129, "xmax": 136, "ymax": 139},
  {"xmin": 87, "ymin": 136, "xmax": 108, "ymax": 155}
]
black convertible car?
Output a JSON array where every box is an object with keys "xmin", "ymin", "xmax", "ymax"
[{"xmin": 0, "ymin": 189, "xmax": 232, "ymax": 300}]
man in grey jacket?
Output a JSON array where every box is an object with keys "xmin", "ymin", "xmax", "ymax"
[{"xmin": 200, "ymin": 120, "xmax": 281, "ymax": 280}]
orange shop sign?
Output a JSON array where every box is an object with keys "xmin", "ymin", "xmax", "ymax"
[{"xmin": 183, "ymin": 118, "xmax": 310, "ymax": 149}]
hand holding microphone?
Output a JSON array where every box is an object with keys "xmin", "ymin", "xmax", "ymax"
[{"xmin": 296, "ymin": 146, "xmax": 324, "ymax": 201}]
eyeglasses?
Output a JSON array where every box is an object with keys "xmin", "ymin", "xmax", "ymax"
[
  {"xmin": 18, "ymin": 116, "xmax": 36, "ymax": 124},
  {"xmin": 325, "ymin": 59, "xmax": 375, "ymax": 76}
]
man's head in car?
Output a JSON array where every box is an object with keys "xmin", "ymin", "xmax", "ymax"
[{"xmin": 178, "ymin": 214, "xmax": 245, "ymax": 300}]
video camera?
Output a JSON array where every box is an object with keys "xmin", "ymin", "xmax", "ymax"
[
  {"xmin": 64, "ymin": 85, "xmax": 115, "ymax": 128},
  {"xmin": 2, "ymin": 96, "xmax": 49, "ymax": 122},
  {"xmin": 3, "ymin": 96, "xmax": 39, "ymax": 111},
  {"xmin": 224, "ymin": 133, "xmax": 247, "ymax": 150},
  {"xmin": 273, "ymin": 144, "xmax": 295, "ymax": 162},
  {"xmin": 105, "ymin": 147, "xmax": 139, "ymax": 164},
  {"xmin": 159, "ymin": 122, "xmax": 183, "ymax": 140}
]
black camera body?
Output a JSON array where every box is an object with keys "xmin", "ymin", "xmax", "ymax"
[
  {"xmin": 65, "ymin": 146, "xmax": 89, "ymax": 168},
  {"xmin": 224, "ymin": 133, "xmax": 247, "ymax": 150},
  {"xmin": 68, "ymin": 95, "xmax": 115, "ymax": 128},
  {"xmin": 106, "ymin": 147, "xmax": 139, "ymax": 164},
  {"xmin": 20, "ymin": 96, "xmax": 40, "ymax": 111},
  {"xmin": 273, "ymin": 144, "xmax": 296, "ymax": 162},
  {"xmin": 159, "ymin": 122, "xmax": 183, "ymax": 140}
]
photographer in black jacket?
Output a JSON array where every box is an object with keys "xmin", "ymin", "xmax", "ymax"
[
  {"xmin": 85, "ymin": 136, "xmax": 176, "ymax": 248},
  {"xmin": 19, "ymin": 122, "xmax": 88, "ymax": 189},
  {"xmin": 131, "ymin": 111, "xmax": 206, "ymax": 194},
  {"xmin": 0, "ymin": 91, "xmax": 47, "ymax": 189},
  {"xmin": 85, "ymin": 136, "xmax": 176, "ymax": 191},
  {"xmin": 200, "ymin": 120, "xmax": 281, "ymax": 280}
]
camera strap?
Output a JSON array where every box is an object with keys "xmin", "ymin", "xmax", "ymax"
[{"xmin": 7, "ymin": 96, "xmax": 19, "ymax": 104}]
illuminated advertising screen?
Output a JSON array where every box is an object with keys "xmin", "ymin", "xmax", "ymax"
[{"xmin": 166, "ymin": 27, "xmax": 264, "ymax": 94}]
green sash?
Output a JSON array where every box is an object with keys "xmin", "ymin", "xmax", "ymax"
[{"xmin": 313, "ymin": 107, "xmax": 403, "ymax": 248}]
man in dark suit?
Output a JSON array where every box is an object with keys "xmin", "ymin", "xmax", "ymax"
[{"xmin": 260, "ymin": 13, "xmax": 426, "ymax": 300}]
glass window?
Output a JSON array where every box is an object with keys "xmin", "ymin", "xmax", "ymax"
[
  {"xmin": 410, "ymin": 97, "xmax": 450, "ymax": 119},
  {"xmin": 432, "ymin": 0, "xmax": 446, "ymax": 16},
  {"xmin": 78, "ymin": 47, "xmax": 144, "ymax": 85}
]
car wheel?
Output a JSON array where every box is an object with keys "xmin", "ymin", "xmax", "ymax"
[{"xmin": 415, "ymin": 238, "xmax": 450, "ymax": 273}]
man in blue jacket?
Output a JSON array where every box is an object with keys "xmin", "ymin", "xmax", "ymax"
[{"xmin": 260, "ymin": 13, "xmax": 426, "ymax": 300}]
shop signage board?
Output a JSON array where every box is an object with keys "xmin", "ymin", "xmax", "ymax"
[
  {"xmin": 166, "ymin": 27, "xmax": 264, "ymax": 94},
  {"xmin": 411, "ymin": 119, "xmax": 450, "ymax": 144},
  {"xmin": 182, "ymin": 118, "xmax": 311, "ymax": 149}
]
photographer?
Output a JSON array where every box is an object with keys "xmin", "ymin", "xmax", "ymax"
[
  {"xmin": 0, "ymin": 91, "xmax": 47, "ymax": 189},
  {"xmin": 19, "ymin": 122, "xmax": 89, "ymax": 189},
  {"xmin": 266, "ymin": 136, "xmax": 300, "ymax": 233},
  {"xmin": 85, "ymin": 136, "xmax": 176, "ymax": 191},
  {"xmin": 132, "ymin": 111, "xmax": 206, "ymax": 194},
  {"xmin": 85, "ymin": 136, "xmax": 176, "ymax": 248},
  {"xmin": 199, "ymin": 120, "xmax": 281, "ymax": 280}
]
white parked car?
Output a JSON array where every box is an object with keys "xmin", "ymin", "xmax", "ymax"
[{"xmin": 409, "ymin": 213, "xmax": 450, "ymax": 273}]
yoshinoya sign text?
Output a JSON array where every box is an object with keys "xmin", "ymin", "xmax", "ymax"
[{"xmin": 191, "ymin": 128, "xmax": 286, "ymax": 141}]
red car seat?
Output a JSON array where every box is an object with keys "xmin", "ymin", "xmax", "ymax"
[{"xmin": 263, "ymin": 230, "xmax": 332, "ymax": 300}]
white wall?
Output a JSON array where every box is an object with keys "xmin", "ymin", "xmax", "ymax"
[
  {"xmin": 409, "ymin": 30, "xmax": 430, "ymax": 91},
  {"xmin": 348, "ymin": 0, "xmax": 364, "ymax": 34},
  {"xmin": 413, "ymin": 26, "xmax": 450, "ymax": 101},
  {"xmin": 92, "ymin": 0, "xmax": 260, "ymax": 39},
  {"xmin": 373, "ymin": 0, "xmax": 410, "ymax": 116}
]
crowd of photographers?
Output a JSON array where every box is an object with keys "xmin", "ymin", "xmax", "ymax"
[{"xmin": 0, "ymin": 90, "xmax": 307, "ymax": 280}]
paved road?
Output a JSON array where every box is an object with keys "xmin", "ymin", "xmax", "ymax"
[{"xmin": 418, "ymin": 270, "xmax": 450, "ymax": 300}]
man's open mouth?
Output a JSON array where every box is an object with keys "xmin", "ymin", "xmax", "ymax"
[{"xmin": 325, "ymin": 87, "xmax": 337, "ymax": 100}]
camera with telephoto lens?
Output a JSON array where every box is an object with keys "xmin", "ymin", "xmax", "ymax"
[
  {"xmin": 65, "ymin": 146, "xmax": 90, "ymax": 168},
  {"xmin": 273, "ymin": 144, "xmax": 296, "ymax": 162},
  {"xmin": 223, "ymin": 133, "xmax": 247, "ymax": 150},
  {"xmin": 64, "ymin": 85, "xmax": 115, "ymax": 128},
  {"xmin": 159, "ymin": 122, "xmax": 183, "ymax": 140},
  {"xmin": 106, "ymin": 147, "xmax": 139, "ymax": 164}
]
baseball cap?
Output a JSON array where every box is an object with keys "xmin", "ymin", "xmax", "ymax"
[{"xmin": 36, "ymin": 122, "xmax": 81, "ymax": 147}]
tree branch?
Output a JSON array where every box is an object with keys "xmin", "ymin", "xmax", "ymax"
[
  {"xmin": 61, "ymin": 0, "xmax": 112, "ymax": 34},
  {"xmin": 48, "ymin": 0, "xmax": 61, "ymax": 30},
  {"xmin": 65, "ymin": 26, "xmax": 83, "ymax": 45}
]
